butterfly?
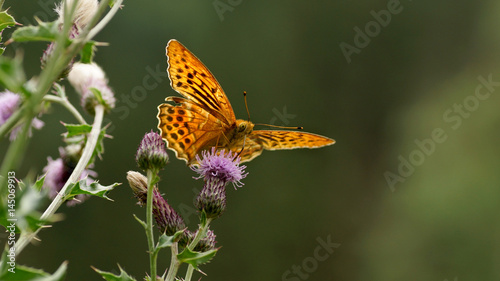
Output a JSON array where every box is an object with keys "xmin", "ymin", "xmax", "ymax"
[{"xmin": 157, "ymin": 39, "xmax": 335, "ymax": 164}]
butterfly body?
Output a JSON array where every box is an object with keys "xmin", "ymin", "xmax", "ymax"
[{"xmin": 157, "ymin": 39, "xmax": 335, "ymax": 164}]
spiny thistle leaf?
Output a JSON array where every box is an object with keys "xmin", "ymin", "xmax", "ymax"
[
  {"xmin": 66, "ymin": 179, "xmax": 120, "ymax": 201},
  {"xmin": 11, "ymin": 20, "xmax": 60, "ymax": 43},
  {"xmin": 0, "ymin": 259, "xmax": 67, "ymax": 281},
  {"xmin": 177, "ymin": 247, "xmax": 218, "ymax": 269},
  {"xmin": 92, "ymin": 265, "xmax": 137, "ymax": 281}
]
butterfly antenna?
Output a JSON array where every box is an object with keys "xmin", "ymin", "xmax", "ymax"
[
  {"xmin": 243, "ymin": 91, "xmax": 251, "ymax": 121},
  {"xmin": 255, "ymin": 123, "xmax": 304, "ymax": 130}
]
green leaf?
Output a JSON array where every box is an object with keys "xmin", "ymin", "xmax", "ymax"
[
  {"xmin": 62, "ymin": 122, "xmax": 108, "ymax": 159},
  {"xmin": 92, "ymin": 265, "xmax": 137, "ymax": 281},
  {"xmin": 0, "ymin": 260, "xmax": 67, "ymax": 281},
  {"xmin": 66, "ymin": 179, "xmax": 120, "ymax": 201},
  {"xmin": 177, "ymin": 248, "xmax": 218, "ymax": 269},
  {"xmin": 33, "ymin": 175, "xmax": 45, "ymax": 191},
  {"xmin": 80, "ymin": 41, "xmax": 96, "ymax": 63},
  {"xmin": 0, "ymin": 10, "xmax": 17, "ymax": 31},
  {"xmin": 0, "ymin": 54, "xmax": 26, "ymax": 93},
  {"xmin": 63, "ymin": 123, "xmax": 93, "ymax": 137},
  {"xmin": 132, "ymin": 214, "xmax": 147, "ymax": 229},
  {"xmin": 155, "ymin": 229, "xmax": 184, "ymax": 252},
  {"xmin": 11, "ymin": 20, "xmax": 60, "ymax": 43},
  {"xmin": 200, "ymin": 210, "xmax": 207, "ymax": 227},
  {"xmin": 90, "ymin": 87, "xmax": 105, "ymax": 105}
]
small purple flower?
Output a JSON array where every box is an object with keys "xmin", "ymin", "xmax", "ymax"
[
  {"xmin": 42, "ymin": 147, "xmax": 97, "ymax": 206},
  {"xmin": 126, "ymin": 171, "xmax": 186, "ymax": 236},
  {"xmin": 0, "ymin": 91, "xmax": 44, "ymax": 141},
  {"xmin": 0, "ymin": 91, "xmax": 20, "ymax": 124},
  {"xmin": 43, "ymin": 157, "xmax": 68, "ymax": 199},
  {"xmin": 135, "ymin": 131, "xmax": 169, "ymax": 172},
  {"xmin": 192, "ymin": 148, "xmax": 248, "ymax": 219}
]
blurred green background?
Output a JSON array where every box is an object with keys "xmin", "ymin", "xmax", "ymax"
[{"xmin": 2, "ymin": 0, "xmax": 500, "ymax": 280}]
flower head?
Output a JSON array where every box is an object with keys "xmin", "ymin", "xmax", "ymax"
[
  {"xmin": 42, "ymin": 147, "xmax": 97, "ymax": 206},
  {"xmin": 42, "ymin": 0, "xmax": 98, "ymax": 78},
  {"xmin": 68, "ymin": 62, "xmax": 116, "ymax": 114},
  {"xmin": 192, "ymin": 148, "xmax": 248, "ymax": 219},
  {"xmin": 127, "ymin": 171, "xmax": 186, "ymax": 236},
  {"xmin": 0, "ymin": 91, "xmax": 44, "ymax": 141},
  {"xmin": 55, "ymin": 0, "xmax": 98, "ymax": 28},
  {"xmin": 135, "ymin": 131, "xmax": 169, "ymax": 172},
  {"xmin": 191, "ymin": 148, "xmax": 247, "ymax": 189},
  {"xmin": 0, "ymin": 91, "xmax": 20, "ymax": 124}
]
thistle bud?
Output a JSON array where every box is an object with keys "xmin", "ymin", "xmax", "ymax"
[
  {"xmin": 135, "ymin": 131, "xmax": 169, "ymax": 172},
  {"xmin": 194, "ymin": 229, "xmax": 216, "ymax": 252},
  {"xmin": 127, "ymin": 171, "xmax": 186, "ymax": 236},
  {"xmin": 68, "ymin": 62, "xmax": 116, "ymax": 114}
]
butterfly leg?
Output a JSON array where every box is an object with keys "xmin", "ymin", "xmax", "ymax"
[{"xmin": 235, "ymin": 135, "xmax": 247, "ymax": 160}]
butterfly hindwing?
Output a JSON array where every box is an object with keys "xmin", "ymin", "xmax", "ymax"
[
  {"xmin": 166, "ymin": 39, "xmax": 236, "ymax": 126},
  {"xmin": 227, "ymin": 134, "xmax": 264, "ymax": 163}
]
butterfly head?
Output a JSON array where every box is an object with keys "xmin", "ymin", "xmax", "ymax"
[{"xmin": 235, "ymin": 119, "xmax": 254, "ymax": 138}]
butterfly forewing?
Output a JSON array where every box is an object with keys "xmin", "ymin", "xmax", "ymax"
[{"xmin": 166, "ymin": 39, "xmax": 236, "ymax": 125}]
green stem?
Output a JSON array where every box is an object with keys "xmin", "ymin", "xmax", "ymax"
[
  {"xmin": 183, "ymin": 217, "xmax": 212, "ymax": 281},
  {"xmin": 188, "ymin": 217, "xmax": 212, "ymax": 251},
  {"xmin": 146, "ymin": 169, "xmax": 158, "ymax": 281},
  {"xmin": 43, "ymin": 94, "xmax": 87, "ymax": 124},
  {"xmin": 15, "ymin": 104, "xmax": 105, "ymax": 255},
  {"xmin": 165, "ymin": 242, "xmax": 179, "ymax": 281},
  {"xmin": 184, "ymin": 265, "xmax": 195, "ymax": 281}
]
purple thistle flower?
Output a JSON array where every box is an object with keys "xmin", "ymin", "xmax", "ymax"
[
  {"xmin": 42, "ymin": 147, "xmax": 97, "ymax": 206},
  {"xmin": 135, "ymin": 131, "xmax": 169, "ymax": 172},
  {"xmin": 191, "ymin": 148, "xmax": 248, "ymax": 219},
  {"xmin": 0, "ymin": 91, "xmax": 44, "ymax": 141},
  {"xmin": 126, "ymin": 171, "xmax": 186, "ymax": 236}
]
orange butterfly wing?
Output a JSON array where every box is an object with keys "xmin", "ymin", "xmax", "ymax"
[
  {"xmin": 158, "ymin": 97, "xmax": 228, "ymax": 164},
  {"xmin": 228, "ymin": 130, "xmax": 335, "ymax": 163},
  {"xmin": 165, "ymin": 39, "xmax": 236, "ymax": 125}
]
